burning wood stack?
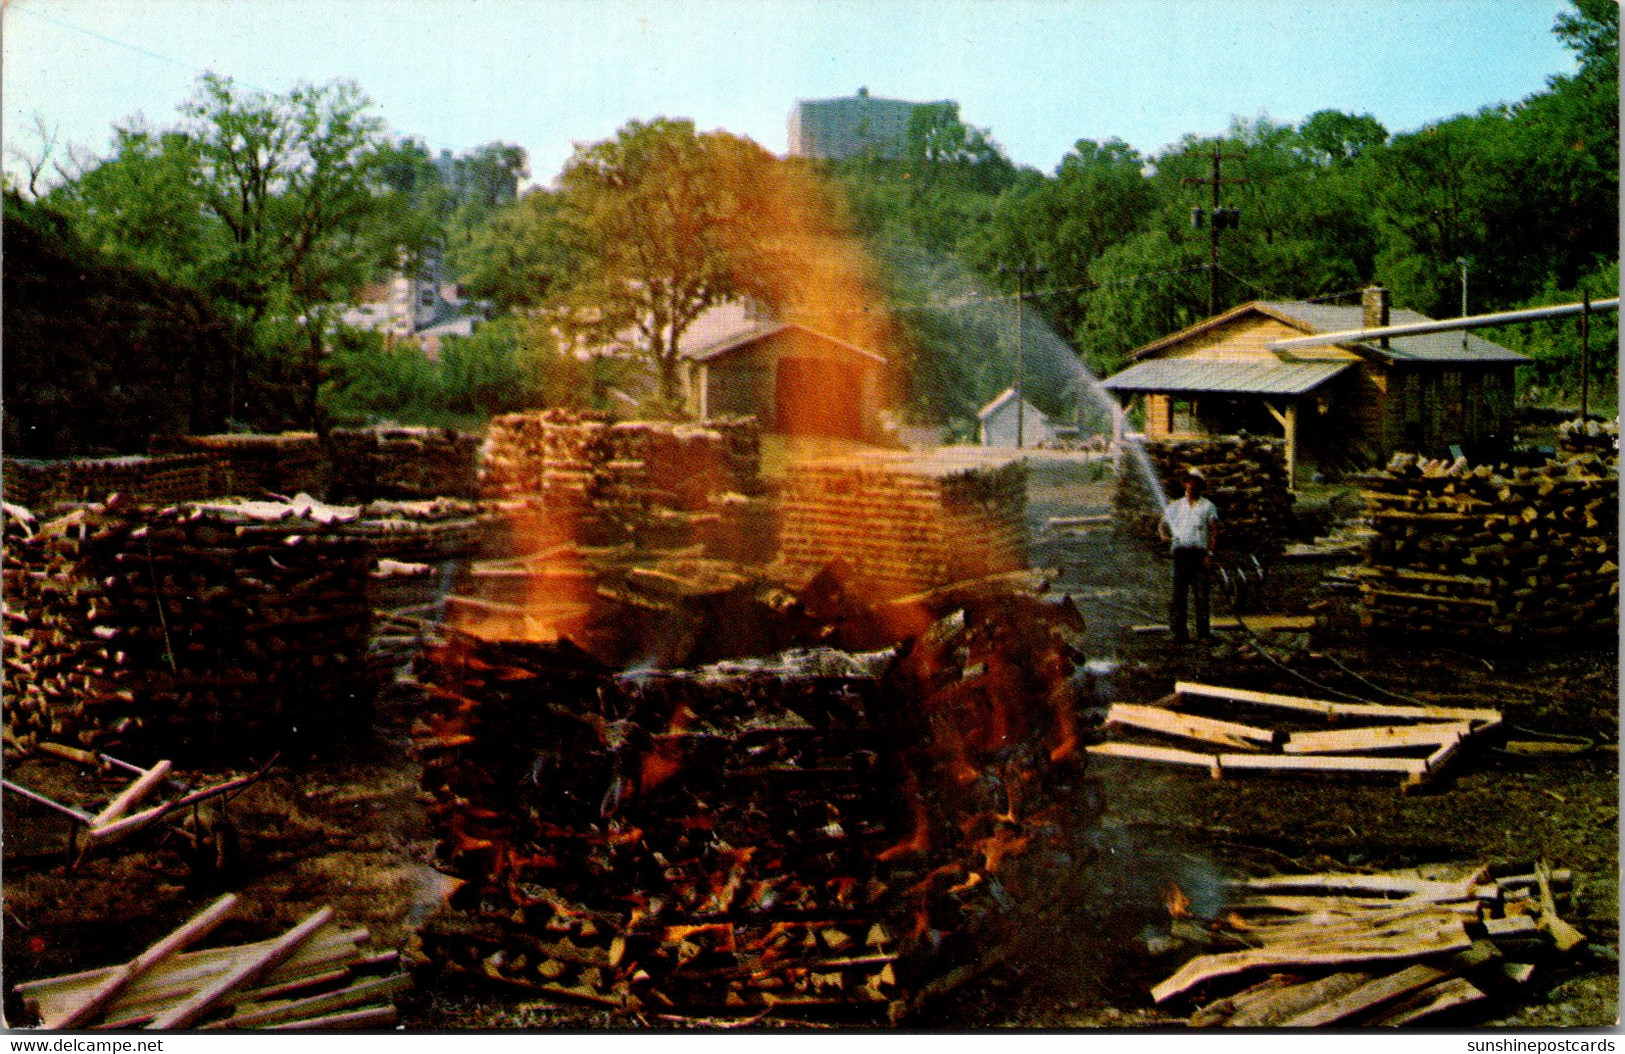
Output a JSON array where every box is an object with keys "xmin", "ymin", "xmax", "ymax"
[
  {"xmin": 1351, "ymin": 452, "xmax": 1618, "ymax": 638},
  {"xmin": 2, "ymin": 453, "xmax": 226, "ymax": 512},
  {"xmin": 328, "ymin": 426, "xmax": 481, "ymax": 501},
  {"xmin": 1114, "ymin": 436, "xmax": 1293, "ymax": 555},
  {"xmin": 479, "ymin": 411, "xmax": 766, "ymax": 554},
  {"xmin": 775, "ymin": 459, "xmax": 1028, "ymax": 598},
  {"xmin": 177, "ymin": 433, "xmax": 326, "ymax": 498},
  {"xmin": 411, "ymin": 568, "xmax": 1092, "ymax": 1022},
  {"xmin": 2, "ymin": 495, "xmax": 371, "ymax": 759}
]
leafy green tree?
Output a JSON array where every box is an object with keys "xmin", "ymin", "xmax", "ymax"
[
  {"xmin": 1297, "ymin": 110, "xmax": 1389, "ymax": 166},
  {"xmin": 551, "ymin": 118, "xmax": 785, "ymax": 404},
  {"xmin": 448, "ymin": 188, "xmax": 573, "ymax": 313}
]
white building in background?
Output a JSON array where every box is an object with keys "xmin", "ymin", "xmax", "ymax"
[
  {"xmin": 341, "ymin": 245, "xmax": 482, "ymax": 359},
  {"xmin": 977, "ymin": 387, "xmax": 1062, "ymax": 448}
]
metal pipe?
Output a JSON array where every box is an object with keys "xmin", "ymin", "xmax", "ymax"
[{"xmin": 1267, "ymin": 298, "xmax": 1620, "ymax": 352}]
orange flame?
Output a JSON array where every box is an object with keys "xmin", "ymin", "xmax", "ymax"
[{"xmin": 1165, "ymin": 882, "xmax": 1192, "ymax": 920}]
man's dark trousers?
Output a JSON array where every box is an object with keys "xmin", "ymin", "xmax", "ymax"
[{"xmin": 1170, "ymin": 546, "xmax": 1211, "ymax": 641}]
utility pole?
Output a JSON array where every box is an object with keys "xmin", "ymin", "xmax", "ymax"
[
  {"xmin": 1457, "ymin": 258, "xmax": 1469, "ymax": 351},
  {"xmin": 1580, "ymin": 291, "xmax": 1591, "ymax": 421},
  {"xmin": 1184, "ymin": 144, "xmax": 1247, "ymax": 315},
  {"xmin": 1000, "ymin": 262, "xmax": 1042, "ymax": 448}
]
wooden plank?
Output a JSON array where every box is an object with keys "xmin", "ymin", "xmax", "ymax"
[
  {"xmin": 1481, "ymin": 915, "xmax": 1539, "ymax": 939},
  {"xmin": 1216, "ymin": 754, "xmax": 1427, "ymax": 778},
  {"xmin": 1368, "ymin": 976, "xmax": 1485, "ymax": 1026},
  {"xmin": 1175, "ymin": 681, "xmax": 1500, "ymax": 727},
  {"xmin": 1151, "ymin": 920, "xmax": 1471, "ymax": 1003},
  {"xmin": 1131, "ymin": 615, "xmax": 1316, "ymax": 634},
  {"xmin": 1284, "ymin": 723, "xmax": 1467, "ymax": 755},
  {"xmin": 204, "ymin": 973, "xmax": 411, "ymax": 1030},
  {"xmin": 1279, "ymin": 962, "xmax": 1453, "ymax": 1026},
  {"xmin": 91, "ymin": 760, "xmax": 173, "ymax": 827},
  {"xmin": 148, "ymin": 908, "xmax": 334, "ymax": 1029},
  {"xmin": 1225, "ymin": 870, "xmax": 1485, "ymax": 902},
  {"xmin": 1106, "ymin": 704, "xmax": 1277, "ymax": 750},
  {"xmin": 47, "ymin": 895, "xmax": 238, "ymax": 1029},
  {"xmin": 1085, "ymin": 742, "xmax": 1221, "ymax": 775},
  {"xmin": 265, "ymin": 1005, "xmax": 399, "ymax": 1030},
  {"xmin": 1224, "ymin": 971, "xmax": 1374, "ymax": 1028},
  {"xmin": 1535, "ymin": 861, "xmax": 1586, "ymax": 952}
]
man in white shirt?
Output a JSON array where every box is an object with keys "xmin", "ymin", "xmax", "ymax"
[{"xmin": 1158, "ymin": 470, "xmax": 1220, "ymax": 642}]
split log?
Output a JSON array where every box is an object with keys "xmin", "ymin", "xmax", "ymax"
[{"xmin": 149, "ymin": 907, "xmax": 334, "ymax": 1028}]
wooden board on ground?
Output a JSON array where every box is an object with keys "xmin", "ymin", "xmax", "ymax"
[{"xmin": 1105, "ymin": 704, "xmax": 1277, "ymax": 751}]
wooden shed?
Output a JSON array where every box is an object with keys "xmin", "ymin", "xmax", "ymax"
[
  {"xmin": 1100, "ymin": 287, "xmax": 1528, "ymax": 486},
  {"xmin": 683, "ymin": 322, "xmax": 887, "ymax": 441}
]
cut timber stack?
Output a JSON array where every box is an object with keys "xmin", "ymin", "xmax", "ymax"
[
  {"xmin": 329, "ymin": 426, "xmax": 480, "ymax": 501},
  {"xmin": 412, "ymin": 569, "xmax": 1093, "ymax": 1022},
  {"xmin": 13, "ymin": 895, "xmax": 408, "ymax": 1029},
  {"xmin": 1352, "ymin": 451, "xmax": 1618, "ymax": 639},
  {"xmin": 1557, "ymin": 417, "xmax": 1618, "ymax": 457},
  {"xmin": 1157, "ymin": 862, "xmax": 1585, "ymax": 1027},
  {"xmin": 2, "ymin": 495, "xmax": 371, "ymax": 759},
  {"xmin": 343, "ymin": 497, "xmax": 498, "ymax": 560},
  {"xmin": 177, "ymin": 433, "xmax": 325, "ymax": 498},
  {"xmin": 2, "ymin": 454, "xmax": 226, "ymax": 512},
  {"xmin": 1114, "ymin": 435, "xmax": 1293, "ymax": 555},
  {"xmin": 479, "ymin": 410, "xmax": 766, "ymax": 556},
  {"xmin": 775, "ymin": 459, "xmax": 1027, "ymax": 598},
  {"xmin": 1087, "ymin": 681, "xmax": 1500, "ymax": 790}
]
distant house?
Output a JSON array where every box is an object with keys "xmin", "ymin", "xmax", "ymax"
[
  {"xmin": 1100, "ymin": 287, "xmax": 1528, "ymax": 485},
  {"xmin": 678, "ymin": 304, "xmax": 887, "ymax": 441},
  {"xmin": 340, "ymin": 244, "xmax": 483, "ymax": 359},
  {"xmin": 977, "ymin": 388, "xmax": 1060, "ymax": 448},
  {"xmin": 788, "ymin": 88, "xmax": 951, "ymax": 161}
]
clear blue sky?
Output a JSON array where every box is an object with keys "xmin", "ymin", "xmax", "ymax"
[{"xmin": 4, "ymin": 0, "xmax": 1579, "ymax": 189}]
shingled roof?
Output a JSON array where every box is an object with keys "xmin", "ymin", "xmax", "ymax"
[{"xmin": 1131, "ymin": 300, "xmax": 1527, "ymax": 365}]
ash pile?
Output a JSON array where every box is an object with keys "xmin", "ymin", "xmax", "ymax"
[
  {"xmin": 1114, "ymin": 436, "xmax": 1293, "ymax": 554},
  {"xmin": 410, "ymin": 565, "xmax": 1096, "ymax": 1023},
  {"xmin": 2, "ymin": 495, "xmax": 371, "ymax": 759}
]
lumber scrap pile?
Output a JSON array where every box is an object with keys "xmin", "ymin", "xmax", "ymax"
[
  {"xmin": 2, "ymin": 495, "xmax": 371, "ymax": 758},
  {"xmin": 1155, "ymin": 863, "xmax": 1585, "ymax": 1026},
  {"xmin": 411, "ymin": 568, "xmax": 1093, "ymax": 1022},
  {"xmin": 1086, "ymin": 681, "xmax": 1501, "ymax": 790},
  {"xmin": 775, "ymin": 459, "xmax": 1028, "ymax": 599},
  {"xmin": 479, "ymin": 410, "xmax": 767, "ymax": 555},
  {"xmin": 176, "ymin": 432, "xmax": 325, "ymax": 498},
  {"xmin": 1557, "ymin": 417, "xmax": 1617, "ymax": 457},
  {"xmin": 1114, "ymin": 435, "xmax": 1293, "ymax": 555},
  {"xmin": 1351, "ymin": 451, "xmax": 1617, "ymax": 639},
  {"xmin": 329, "ymin": 425, "xmax": 481, "ymax": 501},
  {"xmin": 13, "ymin": 894, "xmax": 408, "ymax": 1030},
  {"xmin": 2, "ymin": 454, "xmax": 227, "ymax": 512}
]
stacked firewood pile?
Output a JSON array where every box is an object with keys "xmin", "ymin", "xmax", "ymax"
[
  {"xmin": 2, "ymin": 453, "xmax": 226, "ymax": 512},
  {"xmin": 1351, "ymin": 451, "xmax": 1618, "ymax": 638},
  {"xmin": 2, "ymin": 495, "xmax": 371, "ymax": 758},
  {"xmin": 177, "ymin": 433, "xmax": 325, "ymax": 498},
  {"xmin": 329, "ymin": 426, "xmax": 480, "ymax": 501},
  {"xmin": 479, "ymin": 410, "xmax": 766, "ymax": 554},
  {"xmin": 775, "ymin": 460, "xmax": 1028, "ymax": 598},
  {"xmin": 14, "ymin": 894, "xmax": 409, "ymax": 1030},
  {"xmin": 343, "ymin": 497, "xmax": 499, "ymax": 560},
  {"xmin": 411, "ymin": 567, "xmax": 1093, "ymax": 1022},
  {"xmin": 1558, "ymin": 417, "xmax": 1618, "ymax": 456},
  {"xmin": 1114, "ymin": 436, "xmax": 1293, "ymax": 555},
  {"xmin": 1155, "ymin": 862, "xmax": 1586, "ymax": 1027}
]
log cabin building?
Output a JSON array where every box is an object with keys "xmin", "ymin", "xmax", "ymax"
[{"xmin": 1101, "ymin": 287, "xmax": 1528, "ymax": 486}]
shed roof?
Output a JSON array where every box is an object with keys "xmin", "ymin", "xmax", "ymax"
[
  {"xmin": 683, "ymin": 321, "xmax": 887, "ymax": 366},
  {"xmin": 975, "ymin": 387, "xmax": 1049, "ymax": 421},
  {"xmin": 1100, "ymin": 359, "xmax": 1353, "ymax": 396},
  {"xmin": 1130, "ymin": 300, "xmax": 1527, "ymax": 365}
]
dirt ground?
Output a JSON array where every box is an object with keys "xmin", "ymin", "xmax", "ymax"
[{"xmin": 3, "ymin": 455, "xmax": 1618, "ymax": 1030}]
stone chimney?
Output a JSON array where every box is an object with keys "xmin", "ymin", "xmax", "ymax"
[{"xmin": 1362, "ymin": 285, "xmax": 1391, "ymax": 348}]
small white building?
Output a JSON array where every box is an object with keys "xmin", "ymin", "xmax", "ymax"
[{"xmin": 977, "ymin": 388, "xmax": 1059, "ymax": 448}]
